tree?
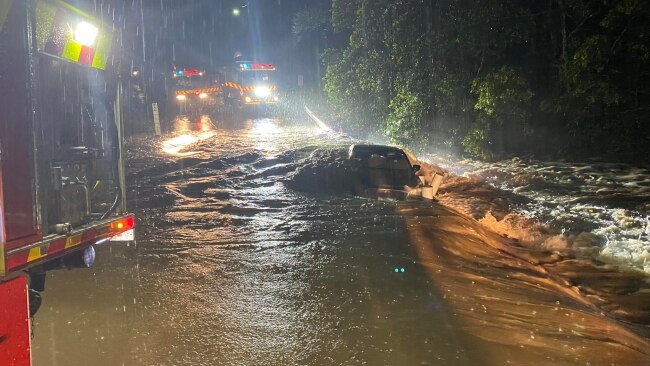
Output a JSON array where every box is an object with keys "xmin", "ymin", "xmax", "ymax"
[{"xmin": 322, "ymin": 0, "xmax": 650, "ymax": 160}]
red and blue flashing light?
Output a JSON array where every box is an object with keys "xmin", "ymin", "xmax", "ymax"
[
  {"xmin": 173, "ymin": 69, "xmax": 203, "ymax": 77},
  {"xmin": 239, "ymin": 63, "xmax": 275, "ymax": 71}
]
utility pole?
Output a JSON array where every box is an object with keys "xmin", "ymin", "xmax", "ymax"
[{"xmin": 139, "ymin": 0, "xmax": 152, "ymax": 132}]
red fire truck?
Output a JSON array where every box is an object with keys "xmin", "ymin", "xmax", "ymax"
[
  {"xmin": 171, "ymin": 67, "xmax": 223, "ymax": 118},
  {"xmin": 0, "ymin": 1, "xmax": 134, "ymax": 364},
  {"xmin": 223, "ymin": 61, "xmax": 280, "ymax": 110}
]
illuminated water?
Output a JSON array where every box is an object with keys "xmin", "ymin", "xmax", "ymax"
[
  {"xmin": 421, "ymin": 154, "xmax": 650, "ymax": 273},
  {"xmin": 31, "ymin": 116, "xmax": 649, "ymax": 365}
]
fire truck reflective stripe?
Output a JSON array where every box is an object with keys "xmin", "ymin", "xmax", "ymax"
[
  {"xmin": 62, "ymin": 39, "xmax": 83, "ymax": 63},
  {"xmin": 27, "ymin": 245, "xmax": 49, "ymax": 263},
  {"xmin": 0, "ymin": 0, "xmax": 13, "ymax": 32},
  {"xmin": 78, "ymin": 46, "xmax": 95, "ymax": 66},
  {"xmin": 92, "ymin": 30, "xmax": 112, "ymax": 70},
  {"xmin": 224, "ymin": 82, "xmax": 242, "ymax": 90},
  {"xmin": 0, "ymin": 249, "xmax": 4, "ymax": 278},
  {"xmin": 64, "ymin": 234, "xmax": 83, "ymax": 249},
  {"xmin": 175, "ymin": 87, "xmax": 223, "ymax": 95},
  {"xmin": 4, "ymin": 215, "xmax": 133, "ymax": 274},
  {"xmin": 34, "ymin": 0, "xmax": 112, "ymax": 71},
  {"xmin": 47, "ymin": 238, "xmax": 66, "ymax": 254}
]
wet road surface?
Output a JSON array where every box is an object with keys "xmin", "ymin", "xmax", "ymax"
[{"xmin": 32, "ymin": 116, "xmax": 650, "ymax": 365}]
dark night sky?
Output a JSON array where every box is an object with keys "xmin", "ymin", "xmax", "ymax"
[
  {"xmin": 133, "ymin": 0, "xmax": 316, "ymax": 72},
  {"xmin": 120, "ymin": 0, "xmax": 324, "ymax": 88}
]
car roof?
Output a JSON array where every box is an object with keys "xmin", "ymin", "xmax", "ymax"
[
  {"xmin": 349, "ymin": 144, "xmax": 420, "ymax": 166},
  {"xmin": 348, "ymin": 144, "xmax": 409, "ymax": 158}
]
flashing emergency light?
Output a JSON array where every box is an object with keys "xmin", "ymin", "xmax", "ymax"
[
  {"xmin": 254, "ymin": 86, "xmax": 271, "ymax": 98},
  {"xmin": 174, "ymin": 69, "xmax": 203, "ymax": 77},
  {"xmin": 176, "ymin": 94, "xmax": 187, "ymax": 101},
  {"xmin": 74, "ymin": 21, "xmax": 99, "ymax": 47},
  {"xmin": 239, "ymin": 63, "xmax": 275, "ymax": 71}
]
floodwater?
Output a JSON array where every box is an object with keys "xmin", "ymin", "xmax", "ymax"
[
  {"xmin": 32, "ymin": 116, "xmax": 650, "ymax": 365},
  {"xmin": 424, "ymin": 154, "xmax": 650, "ymax": 273}
]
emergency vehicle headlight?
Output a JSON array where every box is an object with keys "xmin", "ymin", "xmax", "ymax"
[
  {"xmin": 74, "ymin": 21, "xmax": 99, "ymax": 47},
  {"xmin": 244, "ymin": 96, "xmax": 252, "ymax": 103},
  {"xmin": 254, "ymin": 86, "xmax": 271, "ymax": 98},
  {"xmin": 176, "ymin": 94, "xmax": 187, "ymax": 101},
  {"xmin": 199, "ymin": 93, "xmax": 208, "ymax": 99}
]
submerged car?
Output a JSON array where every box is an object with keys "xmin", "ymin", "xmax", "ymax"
[{"xmin": 348, "ymin": 144, "xmax": 421, "ymax": 198}]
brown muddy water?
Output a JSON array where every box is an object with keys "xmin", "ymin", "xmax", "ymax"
[{"xmin": 31, "ymin": 116, "xmax": 649, "ymax": 365}]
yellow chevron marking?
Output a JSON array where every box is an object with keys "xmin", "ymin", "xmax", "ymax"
[
  {"xmin": 27, "ymin": 244, "xmax": 50, "ymax": 262},
  {"xmin": 64, "ymin": 234, "xmax": 83, "ymax": 249},
  {"xmin": 176, "ymin": 87, "xmax": 223, "ymax": 96}
]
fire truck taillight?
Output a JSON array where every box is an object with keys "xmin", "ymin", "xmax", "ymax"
[{"xmin": 112, "ymin": 217, "xmax": 135, "ymax": 232}]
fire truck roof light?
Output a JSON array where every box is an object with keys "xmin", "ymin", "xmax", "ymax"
[
  {"xmin": 74, "ymin": 21, "xmax": 99, "ymax": 47},
  {"xmin": 240, "ymin": 63, "xmax": 275, "ymax": 71}
]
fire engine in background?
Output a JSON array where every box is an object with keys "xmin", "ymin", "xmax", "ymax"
[
  {"xmin": 171, "ymin": 67, "xmax": 223, "ymax": 119},
  {"xmin": 223, "ymin": 61, "xmax": 280, "ymax": 110},
  {"xmin": 0, "ymin": 1, "xmax": 134, "ymax": 364}
]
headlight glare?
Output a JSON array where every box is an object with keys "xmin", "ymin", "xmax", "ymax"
[{"xmin": 254, "ymin": 86, "xmax": 271, "ymax": 98}]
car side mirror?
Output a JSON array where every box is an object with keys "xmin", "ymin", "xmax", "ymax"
[{"xmin": 412, "ymin": 165, "xmax": 421, "ymax": 172}]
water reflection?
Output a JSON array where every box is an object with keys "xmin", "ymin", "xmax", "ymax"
[{"xmin": 161, "ymin": 115, "xmax": 217, "ymax": 156}]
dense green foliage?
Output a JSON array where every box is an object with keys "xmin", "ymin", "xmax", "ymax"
[{"xmin": 322, "ymin": 0, "xmax": 650, "ymax": 159}]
